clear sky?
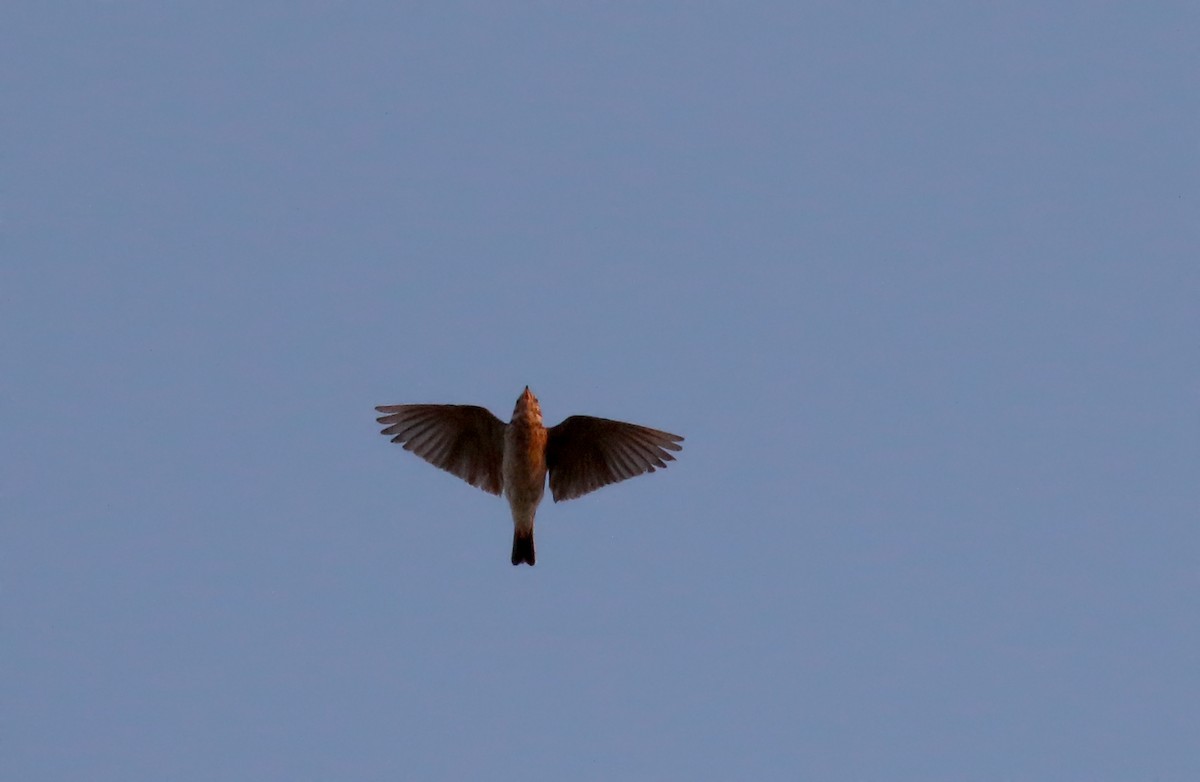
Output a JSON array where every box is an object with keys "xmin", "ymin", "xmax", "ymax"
[{"xmin": 4, "ymin": 3, "xmax": 1196, "ymax": 780}]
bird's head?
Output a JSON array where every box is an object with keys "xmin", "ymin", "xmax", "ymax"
[{"xmin": 513, "ymin": 386, "xmax": 542, "ymax": 423}]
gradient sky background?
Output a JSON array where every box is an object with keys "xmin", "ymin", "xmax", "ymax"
[{"xmin": 4, "ymin": 3, "xmax": 1197, "ymax": 780}]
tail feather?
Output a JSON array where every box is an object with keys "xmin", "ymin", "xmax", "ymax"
[{"xmin": 511, "ymin": 529, "xmax": 535, "ymax": 566}]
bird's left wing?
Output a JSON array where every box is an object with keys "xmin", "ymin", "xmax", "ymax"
[
  {"xmin": 546, "ymin": 415, "xmax": 683, "ymax": 502},
  {"xmin": 375, "ymin": 404, "xmax": 507, "ymax": 495}
]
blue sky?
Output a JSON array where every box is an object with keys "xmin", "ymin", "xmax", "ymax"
[{"xmin": 4, "ymin": 3, "xmax": 1197, "ymax": 780}]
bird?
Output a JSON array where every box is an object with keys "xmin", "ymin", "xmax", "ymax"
[{"xmin": 375, "ymin": 387, "xmax": 684, "ymax": 565}]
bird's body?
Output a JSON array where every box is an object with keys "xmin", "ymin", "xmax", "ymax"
[
  {"xmin": 503, "ymin": 389, "xmax": 548, "ymax": 564},
  {"xmin": 375, "ymin": 387, "xmax": 683, "ymax": 565}
]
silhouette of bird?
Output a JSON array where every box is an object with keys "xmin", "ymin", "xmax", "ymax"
[{"xmin": 375, "ymin": 387, "xmax": 684, "ymax": 565}]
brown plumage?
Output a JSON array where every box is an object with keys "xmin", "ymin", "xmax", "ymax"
[{"xmin": 375, "ymin": 387, "xmax": 683, "ymax": 565}]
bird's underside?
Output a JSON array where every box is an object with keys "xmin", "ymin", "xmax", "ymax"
[{"xmin": 375, "ymin": 387, "xmax": 683, "ymax": 566}]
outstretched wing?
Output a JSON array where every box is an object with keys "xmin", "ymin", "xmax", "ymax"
[
  {"xmin": 375, "ymin": 404, "xmax": 506, "ymax": 495},
  {"xmin": 545, "ymin": 415, "xmax": 683, "ymax": 502}
]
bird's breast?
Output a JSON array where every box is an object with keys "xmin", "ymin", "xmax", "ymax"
[{"xmin": 503, "ymin": 419, "xmax": 548, "ymax": 500}]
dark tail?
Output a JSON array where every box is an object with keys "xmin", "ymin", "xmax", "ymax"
[{"xmin": 511, "ymin": 529, "xmax": 535, "ymax": 566}]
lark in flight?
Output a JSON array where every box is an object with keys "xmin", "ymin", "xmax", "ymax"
[{"xmin": 375, "ymin": 387, "xmax": 683, "ymax": 565}]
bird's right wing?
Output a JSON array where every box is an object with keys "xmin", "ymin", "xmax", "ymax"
[{"xmin": 375, "ymin": 404, "xmax": 507, "ymax": 495}]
